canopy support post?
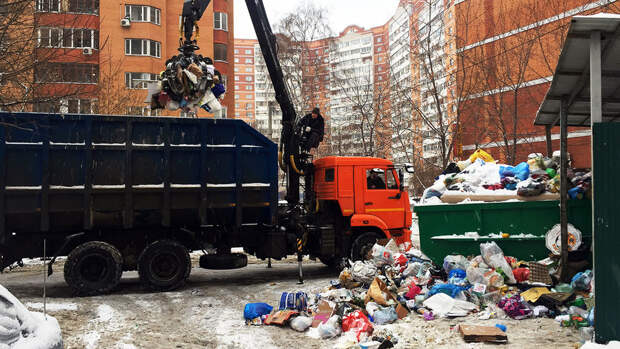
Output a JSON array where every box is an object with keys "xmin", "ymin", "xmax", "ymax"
[{"xmin": 559, "ymin": 96, "xmax": 569, "ymax": 283}]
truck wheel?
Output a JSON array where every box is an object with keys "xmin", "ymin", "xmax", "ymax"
[
  {"xmin": 63, "ymin": 241, "xmax": 123, "ymax": 296},
  {"xmin": 350, "ymin": 232, "xmax": 381, "ymax": 261},
  {"xmin": 137, "ymin": 240, "xmax": 191, "ymax": 292}
]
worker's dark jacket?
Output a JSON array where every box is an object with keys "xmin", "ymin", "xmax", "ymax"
[{"xmin": 299, "ymin": 113, "xmax": 325, "ymax": 149}]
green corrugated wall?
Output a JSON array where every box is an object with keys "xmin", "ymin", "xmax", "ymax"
[{"xmin": 593, "ymin": 122, "xmax": 620, "ymax": 342}]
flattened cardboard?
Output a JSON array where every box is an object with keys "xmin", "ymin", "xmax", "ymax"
[
  {"xmin": 311, "ymin": 301, "xmax": 333, "ymax": 328},
  {"xmin": 459, "ymin": 325, "xmax": 508, "ymax": 343},
  {"xmin": 264, "ymin": 310, "xmax": 298, "ymax": 325},
  {"xmin": 395, "ymin": 303, "xmax": 409, "ymax": 319},
  {"xmin": 521, "ymin": 287, "xmax": 551, "ymax": 303}
]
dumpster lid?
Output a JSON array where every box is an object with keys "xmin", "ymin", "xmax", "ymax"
[{"xmin": 534, "ymin": 14, "xmax": 620, "ymax": 127}]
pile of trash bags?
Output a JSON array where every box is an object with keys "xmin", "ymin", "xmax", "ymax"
[
  {"xmin": 148, "ymin": 51, "xmax": 226, "ymax": 116},
  {"xmin": 243, "ymin": 239, "xmax": 597, "ymax": 347},
  {"xmin": 423, "ymin": 149, "xmax": 592, "ymax": 203}
]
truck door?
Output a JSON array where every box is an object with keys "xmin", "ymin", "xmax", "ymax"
[{"xmin": 363, "ymin": 167, "xmax": 406, "ymax": 229}]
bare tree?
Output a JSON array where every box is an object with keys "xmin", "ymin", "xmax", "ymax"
[
  {"xmin": 388, "ymin": 0, "xmax": 483, "ymax": 175},
  {"xmin": 0, "ymin": 0, "xmax": 96, "ymax": 112},
  {"xmin": 330, "ymin": 62, "xmax": 391, "ymax": 157},
  {"xmin": 273, "ymin": 4, "xmax": 332, "ymax": 117},
  {"xmin": 96, "ymin": 44, "xmax": 145, "ymax": 115}
]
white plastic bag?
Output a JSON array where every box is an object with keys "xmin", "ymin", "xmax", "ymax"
[
  {"xmin": 480, "ymin": 242, "xmax": 516, "ymax": 284},
  {"xmin": 371, "ymin": 244, "xmax": 393, "ymax": 266},
  {"xmin": 290, "ymin": 316, "xmax": 313, "ymax": 332},
  {"xmin": 318, "ymin": 315, "xmax": 341, "ymax": 339},
  {"xmin": 351, "ymin": 261, "xmax": 377, "ymax": 284}
]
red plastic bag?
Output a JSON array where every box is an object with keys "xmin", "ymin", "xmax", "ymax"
[
  {"xmin": 393, "ymin": 253, "xmax": 408, "ymax": 272},
  {"xmin": 405, "ymin": 284, "xmax": 421, "ymax": 300},
  {"xmin": 342, "ymin": 310, "xmax": 373, "ymax": 341},
  {"xmin": 513, "ymin": 268, "xmax": 530, "ymax": 283}
]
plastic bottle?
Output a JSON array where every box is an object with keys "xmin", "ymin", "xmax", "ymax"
[{"xmin": 579, "ymin": 327, "xmax": 594, "ymax": 343}]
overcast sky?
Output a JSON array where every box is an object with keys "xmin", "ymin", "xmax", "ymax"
[{"xmin": 234, "ymin": 0, "xmax": 401, "ymax": 39}]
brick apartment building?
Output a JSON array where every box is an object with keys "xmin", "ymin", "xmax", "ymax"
[
  {"xmin": 1, "ymin": 0, "xmax": 233, "ymax": 118},
  {"xmin": 232, "ymin": 0, "xmax": 618, "ymax": 169}
]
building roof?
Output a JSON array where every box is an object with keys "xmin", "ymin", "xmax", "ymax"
[{"xmin": 534, "ymin": 14, "xmax": 620, "ymax": 127}]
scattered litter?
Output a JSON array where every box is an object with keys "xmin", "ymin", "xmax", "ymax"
[{"xmin": 459, "ymin": 324, "xmax": 508, "ymax": 343}]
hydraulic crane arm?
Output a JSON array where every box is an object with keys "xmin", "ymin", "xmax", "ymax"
[
  {"xmin": 181, "ymin": 0, "xmax": 212, "ymax": 43},
  {"xmin": 245, "ymin": 0, "xmax": 302, "ymax": 207}
]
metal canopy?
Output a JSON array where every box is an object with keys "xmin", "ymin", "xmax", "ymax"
[{"xmin": 534, "ymin": 14, "xmax": 620, "ymax": 127}]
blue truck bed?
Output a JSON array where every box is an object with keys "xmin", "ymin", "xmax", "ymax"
[{"xmin": 0, "ymin": 112, "xmax": 278, "ymax": 262}]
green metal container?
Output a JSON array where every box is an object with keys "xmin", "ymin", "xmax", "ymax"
[{"xmin": 414, "ymin": 199, "xmax": 592, "ymax": 265}]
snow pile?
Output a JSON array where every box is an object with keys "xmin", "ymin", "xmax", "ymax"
[{"xmin": 0, "ymin": 285, "xmax": 62, "ymax": 349}]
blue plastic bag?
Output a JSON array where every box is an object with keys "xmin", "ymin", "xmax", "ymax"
[
  {"xmin": 244, "ymin": 303, "xmax": 273, "ymax": 320},
  {"xmin": 448, "ymin": 269, "xmax": 466, "ymax": 279},
  {"xmin": 513, "ymin": 162, "xmax": 530, "ymax": 180},
  {"xmin": 279, "ymin": 292, "xmax": 308, "ymax": 311},
  {"xmin": 427, "ymin": 283, "xmax": 469, "ymax": 298},
  {"xmin": 500, "ymin": 162, "xmax": 530, "ymax": 181}
]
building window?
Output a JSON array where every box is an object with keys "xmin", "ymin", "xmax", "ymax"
[
  {"xmin": 245, "ymin": 85, "xmax": 252, "ymax": 90},
  {"xmin": 235, "ymin": 85, "xmax": 240, "ymax": 90},
  {"xmin": 376, "ymin": 47, "xmax": 382, "ymax": 52},
  {"xmin": 245, "ymin": 94, "xmax": 252, "ymax": 99},
  {"xmin": 125, "ymin": 72, "xmax": 159, "ymax": 89},
  {"xmin": 245, "ymin": 58, "xmax": 252, "ymax": 64},
  {"xmin": 67, "ymin": 0, "xmax": 98, "ymax": 14},
  {"xmin": 245, "ymin": 67, "xmax": 252, "ymax": 72},
  {"xmin": 125, "ymin": 5, "xmax": 161, "ymax": 25},
  {"xmin": 36, "ymin": 0, "xmax": 61, "ymax": 12},
  {"xmin": 234, "ymin": 67, "xmax": 239, "ymax": 72},
  {"xmin": 234, "ymin": 58, "xmax": 239, "ymax": 63},
  {"xmin": 245, "ymin": 103, "xmax": 252, "ymax": 109},
  {"xmin": 124, "ymin": 39, "xmax": 161, "ymax": 58},
  {"xmin": 214, "ymin": 12, "xmax": 228, "ymax": 31},
  {"xmin": 214, "ymin": 43, "xmax": 227, "ymax": 61},
  {"xmin": 244, "ymin": 49, "xmax": 252, "ymax": 54},
  {"xmin": 38, "ymin": 28, "xmax": 99, "ymax": 49},
  {"xmin": 235, "ymin": 94, "xmax": 240, "ymax": 99},
  {"xmin": 234, "ymin": 49, "xmax": 239, "ymax": 54},
  {"xmin": 247, "ymin": 112, "xmax": 253, "ymax": 117},
  {"xmin": 244, "ymin": 76, "xmax": 252, "ymax": 82},
  {"xmin": 376, "ymin": 37, "xmax": 382, "ymax": 43},
  {"xmin": 35, "ymin": 63, "xmax": 98, "ymax": 83},
  {"xmin": 234, "ymin": 76, "xmax": 239, "ymax": 81}
]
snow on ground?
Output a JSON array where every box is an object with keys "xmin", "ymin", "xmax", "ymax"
[
  {"xmin": 26, "ymin": 302, "xmax": 78, "ymax": 312},
  {"xmin": 0, "ymin": 258, "xmax": 583, "ymax": 348}
]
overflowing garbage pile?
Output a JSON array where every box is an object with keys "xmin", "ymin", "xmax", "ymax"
[
  {"xmin": 148, "ymin": 51, "xmax": 226, "ymax": 116},
  {"xmin": 242, "ymin": 240, "xmax": 597, "ymax": 347},
  {"xmin": 422, "ymin": 149, "xmax": 592, "ymax": 204}
]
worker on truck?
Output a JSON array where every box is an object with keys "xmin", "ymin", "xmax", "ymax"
[{"xmin": 299, "ymin": 107, "xmax": 325, "ymax": 152}]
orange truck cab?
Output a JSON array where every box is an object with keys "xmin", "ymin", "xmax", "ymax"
[{"xmin": 308, "ymin": 156, "xmax": 412, "ymax": 265}]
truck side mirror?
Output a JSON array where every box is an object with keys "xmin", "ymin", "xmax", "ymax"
[{"xmin": 404, "ymin": 163, "xmax": 415, "ymax": 174}]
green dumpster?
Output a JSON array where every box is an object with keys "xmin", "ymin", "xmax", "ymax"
[{"xmin": 415, "ymin": 199, "xmax": 592, "ymax": 265}]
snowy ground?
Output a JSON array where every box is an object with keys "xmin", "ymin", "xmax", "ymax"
[{"xmin": 0, "ymin": 255, "xmax": 581, "ymax": 349}]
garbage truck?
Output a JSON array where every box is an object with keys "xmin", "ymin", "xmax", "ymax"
[{"xmin": 0, "ymin": 0, "xmax": 413, "ymax": 295}]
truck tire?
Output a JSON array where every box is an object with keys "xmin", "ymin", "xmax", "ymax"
[
  {"xmin": 63, "ymin": 241, "xmax": 123, "ymax": 296},
  {"xmin": 137, "ymin": 240, "xmax": 191, "ymax": 292},
  {"xmin": 350, "ymin": 232, "xmax": 381, "ymax": 261}
]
